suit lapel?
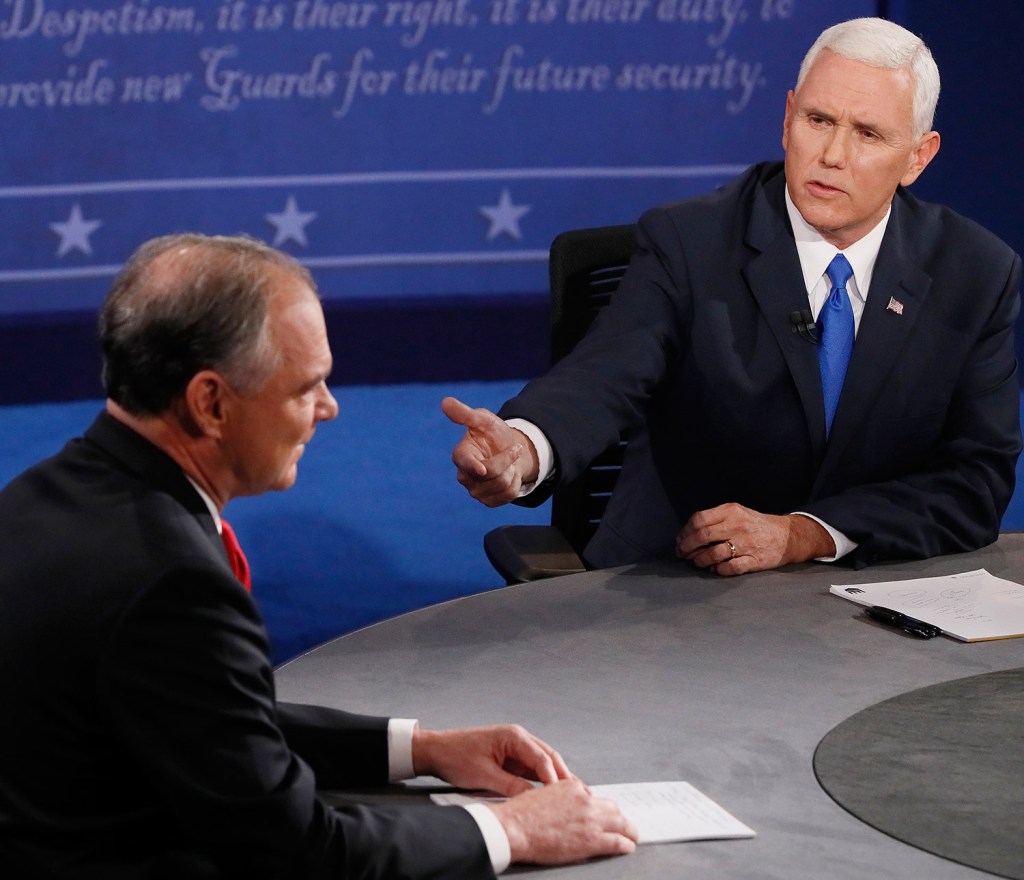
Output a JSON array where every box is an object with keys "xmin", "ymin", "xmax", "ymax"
[
  {"xmin": 814, "ymin": 196, "xmax": 932, "ymax": 482},
  {"xmin": 742, "ymin": 173, "xmax": 827, "ymax": 452}
]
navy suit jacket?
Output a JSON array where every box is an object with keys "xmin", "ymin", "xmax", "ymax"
[
  {"xmin": 0, "ymin": 413, "xmax": 493, "ymax": 879},
  {"xmin": 501, "ymin": 162, "xmax": 1022, "ymax": 569}
]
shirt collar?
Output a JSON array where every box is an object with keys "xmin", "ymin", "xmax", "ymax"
[
  {"xmin": 185, "ymin": 475, "xmax": 223, "ymax": 534},
  {"xmin": 784, "ymin": 185, "xmax": 891, "ymax": 300}
]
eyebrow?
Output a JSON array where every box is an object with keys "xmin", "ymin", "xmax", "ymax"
[
  {"xmin": 799, "ymin": 106, "xmax": 838, "ymax": 122},
  {"xmin": 295, "ymin": 367, "xmax": 331, "ymax": 394},
  {"xmin": 799, "ymin": 105, "xmax": 894, "ymax": 137}
]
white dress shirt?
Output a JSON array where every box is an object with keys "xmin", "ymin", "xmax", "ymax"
[{"xmin": 785, "ymin": 187, "xmax": 890, "ymax": 560}]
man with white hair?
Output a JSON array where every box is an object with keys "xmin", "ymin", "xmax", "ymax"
[{"xmin": 445, "ymin": 17, "xmax": 1022, "ymax": 574}]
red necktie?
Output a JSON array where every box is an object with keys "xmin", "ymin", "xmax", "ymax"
[{"xmin": 220, "ymin": 519, "xmax": 252, "ymax": 592}]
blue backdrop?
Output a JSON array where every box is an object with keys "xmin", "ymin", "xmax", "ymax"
[{"xmin": 1, "ymin": 0, "xmax": 871, "ymax": 318}]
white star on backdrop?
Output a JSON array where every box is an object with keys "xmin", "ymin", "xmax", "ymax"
[
  {"xmin": 49, "ymin": 204, "xmax": 102, "ymax": 257},
  {"xmin": 480, "ymin": 189, "xmax": 531, "ymax": 241},
  {"xmin": 266, "ymin": 196, "xmax": 317, "ymax": 247}
]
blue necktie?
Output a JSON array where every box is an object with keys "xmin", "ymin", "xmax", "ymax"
[{"xmin": 818, "ymin": 253, "xmax": 854, "ymax": 435}]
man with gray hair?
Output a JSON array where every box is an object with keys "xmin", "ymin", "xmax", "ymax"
[
  {"xmin": 445, "ymin": 17, "xmax": 1021, "ymax": 574},
  {"xmin": 0, "ymin": 233, "xmax": 638, "ymax": 877}
]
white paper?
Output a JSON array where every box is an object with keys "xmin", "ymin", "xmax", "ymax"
[
  {"xmin": 431, "ymin": 780, "xmax": 755, "ymax": 844},
  {"xmin": 831, "ymin": 568, "xmax": 1024, "ymax": 641}
]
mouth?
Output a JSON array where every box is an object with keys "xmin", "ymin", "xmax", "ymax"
[{"xmin": 807, "ymin": 179, "xmax": 846, "ymax": 197}]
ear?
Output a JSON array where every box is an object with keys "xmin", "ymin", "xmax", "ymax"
[
  {"xmin": 183, "ymin": 370, "xmax": 232, "ymax": 439},
  {"xmin": 901, "ymin": 130, "xmax": 940, "ymax": 187},
  {"xmin": 782, "ymin": 90, "xmax": 795, "ymax": 152}
]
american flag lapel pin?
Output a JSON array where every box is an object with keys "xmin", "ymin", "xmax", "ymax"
[{"xmin": 886, "ymin": 296, "xmax": 905, "ymax": 316}]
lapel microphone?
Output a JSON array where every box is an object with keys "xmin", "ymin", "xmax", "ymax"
[{"xmin": 789, "ymin": 309, "xmax": 818, "ymax": 344}]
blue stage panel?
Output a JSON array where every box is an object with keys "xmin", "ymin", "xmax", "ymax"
[{"xmin": 0, "ymin": 0, "xmax": 873, "ymax": 316}]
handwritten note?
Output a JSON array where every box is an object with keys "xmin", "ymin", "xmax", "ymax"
[{"xmin": 831, "ymin": 568, "xmax": 1024, "ymax": 642}]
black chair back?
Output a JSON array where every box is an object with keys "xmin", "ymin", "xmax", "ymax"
[{"xmin": 547, "ymin": 224, "xmax": 636, "ymax": 556}]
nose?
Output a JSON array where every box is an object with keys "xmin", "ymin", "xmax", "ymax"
[
  {"xmin": 821, "ymin": 126, "xmax": 848, "ymax": 167},
  {"xmin": 317, "ymin": 384, "xmax": 339, "ymax": 422}
]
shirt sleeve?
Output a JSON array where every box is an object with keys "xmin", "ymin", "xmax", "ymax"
[
  {"xmin": 792, "ymin": 511, "xmax": 857, "ymax": 561},
  {"xmin": 461, "ymin": 803, "xmax": 512, "ymax": 874},
  {"xmin": 386, "ymin": 719, "xmax": 511, "ymax": 873},
  {"xmin": 387, "ymin": 718, "xmax": 418, "ymax": 781},
  {"xmin": 505, "ymin": 418, "xmax": 555, "ymax": 498}
]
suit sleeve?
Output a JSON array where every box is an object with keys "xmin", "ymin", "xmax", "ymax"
[
  {"xmin": 499, "ymin": 208, "xmax": 686, "ymax": 500},
  {"xmin": 99, "ymin": 570, "xmax": 494, "ymax": 880},
  {"xmin": 804, "ymin": 251, "xmax": 1022, "ymax": 567},
  {"xmin": 275, "ymin": 702, "xmax": 389, "ymax": 789}
]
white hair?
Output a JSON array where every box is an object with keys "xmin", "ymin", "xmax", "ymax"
[{"xmin": 796, "ymin": 17, "xmax": 940, "ymax": 137}]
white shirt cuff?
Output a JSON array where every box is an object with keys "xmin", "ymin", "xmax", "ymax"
[
  {"xmin": 461, "ymin": 802, "xmax": 512, "ymax": 874},
  {"xmin": 505, "ymin": 418, "xmax": 554, "ymax": 498},
  {"xmin": 792, "ymin": 512, "xmax": 856, "ymax": 561},
  {"xmin": 386, "ymin": 720, "xmax": 511, "ymax": 872},
  {"xmin": 387, "ymin": 718, "xmax": 418, "ymax": 781}
]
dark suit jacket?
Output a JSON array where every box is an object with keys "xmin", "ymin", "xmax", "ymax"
[
  {"xmin": 501, "ymin": 162, "xmax": 1022, "ymax": 569},
  {"xmin": 0, "ymin": 412, "xmax": 493, "ymax": 880}
]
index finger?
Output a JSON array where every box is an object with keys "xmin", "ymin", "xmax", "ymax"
[
  {"xmin": 441, "ymin": 396, "xmax": 496, "ymax": 431},
  {"xmin": 683, "ymin": 504, "xmax": 732, "ymax": 533},
  {"xmin": 517, "ymin": 733, "xmax": 573, "ymax": 785}
]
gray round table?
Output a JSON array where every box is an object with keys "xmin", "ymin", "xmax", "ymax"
[{"xmin": 276, "ymin": 536, "xmax": 1024, "ymax": 879}]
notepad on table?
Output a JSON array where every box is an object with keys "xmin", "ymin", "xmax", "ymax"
[
  {"xmin": 831, "ymin": 568, "xmax": 1024, "ymax": 642},
  {"xmin": 431, "ymin": 780, "xmax": 755, "ymax": 844}
]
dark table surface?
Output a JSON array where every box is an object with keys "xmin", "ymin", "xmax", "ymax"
[{"xmin": 276, "ymin": 536, "xmax": 1024, "ymax": 879}]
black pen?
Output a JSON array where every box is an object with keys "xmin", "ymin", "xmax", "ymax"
[{"xmin": 865, "ymin": 606, "xmax": 942, "ymax": 639}]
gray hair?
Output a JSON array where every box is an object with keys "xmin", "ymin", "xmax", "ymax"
[
  {"xmin": 99, "ymin": 233, "xmax": 317, "ymax": 416},
  {"xmin": 796, "ymin": 17, "xmax": 940, "ymax": 138}
]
